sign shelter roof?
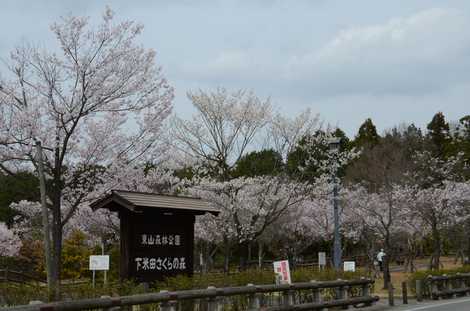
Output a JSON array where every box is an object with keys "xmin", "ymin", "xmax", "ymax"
[{"xmin": 91, "ymin": 190, "xmax": 220, "ymax": 216}]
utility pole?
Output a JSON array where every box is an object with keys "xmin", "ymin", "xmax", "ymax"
[
  {"xmin": 35, "ymin": 140, "xmax": 53, "ymax": 295},
  {"xmin": 329, "ymin": 138, "xmax": 342, "ymax": 270}
]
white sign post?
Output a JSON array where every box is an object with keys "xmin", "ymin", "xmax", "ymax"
[
  {"xmin": 89, "ymin": 255, "xmax": 110, "ymax": 288},
  {"xmin": 343, "ymin": 261, "xmax": 356, "ymax": 272},
  {"xmin": 318, "ymin": 252, "xmax": 326, "ymax": 270},
  {"xmin": 273, "ymin": 260, "xmax": 291, "ymax": 285}
]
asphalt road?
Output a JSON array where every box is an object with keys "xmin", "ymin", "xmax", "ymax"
[{"xmin": 363, "ymin": 297, "xmax": 470, "ymax": 311}]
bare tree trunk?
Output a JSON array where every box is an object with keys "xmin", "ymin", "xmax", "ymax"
[
  {"xmin": 430, "ymin": 224, "xmax": 441, "ymax": 271},
  {"xmin": 36, "ymin": 141, "xmax": 53, "ymax": 299},
  {"xmin": 223, "ymin": 237, "xmax": 230, "ymax": 275},
  {"xmin": 51, "ymin": 203, "xmax": 62, "ymax": 300},
  {"xmin": 247, "ymin": 242, "xmax": 252, "ymax": 262},
  {"xmin": 258, "ymin": 241, "xmax": 264, "ymax": 270},
  {"xmin": 383, "ymin": 233, "xmax": 392, "ymax": 289}
]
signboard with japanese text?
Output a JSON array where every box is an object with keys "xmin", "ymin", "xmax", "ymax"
[
  {"xmin": 273, "ymin": 260, "xmax": 291, "ymax": 284},
  {"xmin": 123, "ymin": 210, "xmax": 195, "ymax": 282},
  {"xmin": 89, "ymin": 255, "xmax": 110, "ymax": 271}
]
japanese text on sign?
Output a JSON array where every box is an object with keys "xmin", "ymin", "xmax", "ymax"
[
  {"xmin": 141, "ymin": 234, "xmax": 181, "ymax": 246},
  {"xmin": 135, "ymin": 257, "xmax": 186, "ymax": 271},
  {"xmin": 273, "ymin": 260, "xmax": 291, "ymax": 284}
]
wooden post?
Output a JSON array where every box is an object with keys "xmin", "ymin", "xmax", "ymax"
[
  {"xmin": 101, "ymin": 296, "xmax": 121, "ymax": 311},
  {"xmin": 416, "ymin": 279, "xmax": 423, "ymax": 302},
  {"xmin": 310, "ymin": 280, "xmax": 322, "ymax": 304},
  {"xmin": 429, "ymin": 276, "xmax": 439, "ymax": 300},
  {"xmin": 443, "ymin": 274, "xmax": 451, "ymax": 298},
  {"xmin": 283, "ymin": 289, "xmax": 295, "ymax": 306},
  {"xmin": 455, "ymin": 273, "xmax": 463, "ymax": 297},
  {"xmin": 160, "ymin": 290, "xmax": 177, "ymax": 311},
  {"xmin": 361, "ymin": 277, "xmax": 372, "ymax": 306},
  {"xmin": 402, "ymin": 281, "xmax": 408, "ymax": 304},
  {"xmin": 247, "ymin": 284, "xmax": 260, "ymax": 310},
  {"xmin": 388, "ymin": 283, "xmax": 394, "ymax": 306},
  {"xmin": 341, "ymin": 286, "xmax": 350, "ymax": 309},
  {"xmin": 207, "ymin": 286, "xmax": 223, "ymax": 311}
]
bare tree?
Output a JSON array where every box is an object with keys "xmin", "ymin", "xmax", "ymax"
[{"xmin": 171, "ymin": 88, "xmax": 271, "ymax": 181}]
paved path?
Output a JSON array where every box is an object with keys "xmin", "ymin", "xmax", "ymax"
[{"xmin": 362, "ymin": 297, "xmax": 470, "ymax": 311}]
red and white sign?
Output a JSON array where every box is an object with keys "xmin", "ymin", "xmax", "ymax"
[{"xmin": 273, "ymin": 260, "xmax": 291, "ymax": 284}]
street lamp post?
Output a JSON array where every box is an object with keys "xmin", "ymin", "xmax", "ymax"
[{"xmin": 329, "ymin": 138, "xmax": 342, "ymax": 270}]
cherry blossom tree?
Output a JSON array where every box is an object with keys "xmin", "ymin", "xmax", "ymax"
[
  {"xmin": 343, "ymin": 184, "xmax": 419, "ymax": 285},
  {"xmin": 0, "ymin": 222, "xmax": 21, "ymax": 257},
  {"xmin": 268, "ymin": 109, "xmax": 320, "ymax": 160},
  {"xmin": 0, "ymin": 7, "xmax": 173, "ymax": 296},
  {"xmin": 409, "ymin": 151, "xmax": 470, "ymax": 270},
  {"xmin": 171, "ymin": 88, "xmax": 271, "ymax": 181},
  {"xmin": 408, "ymin": 181, "xmax": 470, "ymax": 270},
  {"xmin": 191, "ymin": 175, "xmax": 311, "ymax": 272}
]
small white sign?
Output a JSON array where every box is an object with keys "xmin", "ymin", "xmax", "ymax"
[
  {"xmin": 343, "ymin": 261, "xmax": 355, "ymax": 272},
  {"xmin": 273, "ymin": 260, "xmax": 291, "ymax": 285},
  {"xmin": 318, "ymin": 252, "xmax": 326, "ymax": 266},
  {"xmin": 89, "ymin": 255, "xmax": 110, "ymax": 271}
]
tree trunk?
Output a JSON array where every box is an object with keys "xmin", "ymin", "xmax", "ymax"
[
  {"xmin": 430, "ymin": 224, "xmax": 441, "ymax": 271},
  {"xmin": 36, "ymin": 142, "xmax": 53, "ymax": 298},
  {"xmin": 223, "ymin": 237, "xmax": 230, "ymax": 275},
  {"xmin": 247, "ymin": 242, "xmax": 252, "ymax": 262},
  {"xmin": 258, "ymin": 241, "xmax": 264, "ymax": 270},
  {"xmin": 50, "ymin": 205, "xmax": 62, "ymax": 300},
  {"xmin": 238, "ymin": 242, "xmax": 248, "ymax": 270},
  {"xmin": 383, "ymin": 233, "xmax": 392, "ymax": 289}
]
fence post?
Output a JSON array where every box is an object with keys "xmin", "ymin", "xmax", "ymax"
[
  {"xmin": 160, "ymin": 290, "xmax": 177, "ymax": 311},
  {"xmin": 310, "ymin": 280, "xmax": 322, "ymax": 304},
  {"xmin": 416, "ymin": 279, "xmax": 423, "ymax": 302},
  {"xmin": 360, "ymin": 277, "xmax": 372, "ymax": 307},
  {"xmin": 402, "ymin": 281, "xmax": 408, "ymax": 304},
  {"xmin": 207, "ymin": 286, "xmax": 223, "ymax": 311},
  {"xmin": 455, "ymin": 273, "xmax": 463, "ymax": 297},
  {"xmin": 429, "ymin": 275, "xmax": 439, "ymax": 300},
  {"xmin": 283, "ymin": 289, "xmax": 295, "ymax": 306},
  {"xmin": 101, "ymin": 295, "xmax": 121, "ymax": 311},
  {"xmin": 341, "ymin": 285, "xmax": 350, "ymax": 309},
  {"xmin": 247, "ymin": 283, "xmax": 260, "ymax": 310},
  {"xmin": 388, "ymin": 283, "xmax": 394, "ymax": 306}
]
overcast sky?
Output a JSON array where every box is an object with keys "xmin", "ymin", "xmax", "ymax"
[{"xmin": 1, "ymin": 0, "xmax": 469, "ymax": 136}]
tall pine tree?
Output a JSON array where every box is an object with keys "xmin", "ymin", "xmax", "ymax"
[
  {"xmin": 426, "ymin": 112, "xmax": 451, "ymax": 158},
  {"xmin": 354, "ymin": 118, "xmax": 380, "ymax": 148}
]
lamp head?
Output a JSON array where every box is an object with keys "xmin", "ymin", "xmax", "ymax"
[{"xmin": 328, "ymin": 137, "xmax": 341, "ymax": 152}]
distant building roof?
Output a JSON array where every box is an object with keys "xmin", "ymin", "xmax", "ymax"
[{"xmin": 90, "ymin": 190, "xmax": 220, "ymax": 216}]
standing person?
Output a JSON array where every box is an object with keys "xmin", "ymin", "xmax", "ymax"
[{"xmin": 377, "ymin": 249, "xmax": 386, "ymax": 272}]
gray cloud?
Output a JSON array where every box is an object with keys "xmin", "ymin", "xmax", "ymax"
[{"xmin": 1, "ymin": 0, "xmax": 469, "ymax": 136}]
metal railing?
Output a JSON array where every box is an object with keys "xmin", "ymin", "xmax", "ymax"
[{"xmin": 1, "ymin": 278, "xmax": 378, "ymax": 311}]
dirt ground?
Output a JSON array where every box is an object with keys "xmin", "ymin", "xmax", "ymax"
[{"xmin": 373, "ymin": 256, "xmax": 462, "ymax": 297}]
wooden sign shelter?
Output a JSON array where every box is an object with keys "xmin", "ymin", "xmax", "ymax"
[{"xmin": 91, "ymin": 190, "xmax": 219, "ymax": 283}]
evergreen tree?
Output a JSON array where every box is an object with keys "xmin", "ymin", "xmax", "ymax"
[
  {"xmin": 0, "ymin": 172, "xmax": 39, "ymax": 226},
  {"xmin": 287, "ymin": 129, "xmax": 350, "ymax": 182},
  {"xmin": 354, "ymin": 118, "xmax": 380, "ymax": 148},
  {"xmin": 232, "ymin": 149, "xmax": 283, "ymax": 178},
  {"xmin": 426, "ymin": 112, "xmax": 451, "ymax": 158}
]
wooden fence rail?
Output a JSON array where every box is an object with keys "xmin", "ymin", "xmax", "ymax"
[
  {"xmin": 426, "ymin": 273, "xmax": 470, "ymax": 300},
  {"xmin": 1, "ymin": 278, "xmax": 378, "ymax": 311},
  {"xmin": 0, "ymin": 269, "xmax": 45, "ymax": 284}
]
